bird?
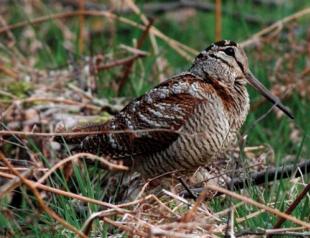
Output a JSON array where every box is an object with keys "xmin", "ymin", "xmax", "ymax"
[{"xmin": 57, "ymin": 40, "xmax": 293, "ymax": 179}]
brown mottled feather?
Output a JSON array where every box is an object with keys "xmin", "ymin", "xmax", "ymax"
[{"xmin": 81, "ymin": 73, "xmax": 210, "ymax": 160}]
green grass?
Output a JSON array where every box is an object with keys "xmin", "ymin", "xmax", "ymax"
[{"xmin": 0, "ymin": 1, "xmax": 310, "ymax": 237}]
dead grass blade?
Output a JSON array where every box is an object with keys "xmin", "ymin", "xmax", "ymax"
[
  {"xmin": 0, "ymin": 170, "xmax": 133, "ymax": 213},
  {"xmin": 37, "ymin": 152, "xmax": 128, "ymax": 184},
  {"xmin": 0, "ymin": 168, "xmax": 32, "ymax": 198},
  {"xmin": 0, "ymin": 10, "xmax": 198, "ymax": 60},
  {"xmin": 78, "ymin": 0, "xmax": 85, "ymax": 55},
  {"xmin": 269, "ymin": 183, "xmax": 310, "ymax": 237},
  {"xmin": 205, "ymin": 183, "xmax": 310, "ymax": 229},
  {"xmin": 241, "ymin": 7, "xmax": 310, "ymax": 48},
  {"xmin": 0, "ymin": 153, "xmax": 87, "ymax": 238}
]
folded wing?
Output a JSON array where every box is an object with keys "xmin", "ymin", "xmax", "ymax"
[{"xmin": 81, "ymin": 73, "xmax": 211, "ymax": 160}]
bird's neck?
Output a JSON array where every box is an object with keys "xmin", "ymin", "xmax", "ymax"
[
  {"xmin": 228, "ymin": 84, "xmax": 250, "ymax": 130},
  {"xmin": 189, "ymin": 67, "xmax": 250, "ymax": 129},
  {"xmin": 189, "ymin": 64, "xmax": 206, "ymax": 80}
]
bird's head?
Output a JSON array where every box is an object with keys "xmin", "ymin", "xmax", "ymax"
[{"xmin": 189, "ymin": 40, "xmax": 293, "ymax": 119}]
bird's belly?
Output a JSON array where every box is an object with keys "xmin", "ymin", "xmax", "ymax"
[
  {"xmin": 135, "ymin": 127, "xmax": 234, "ymax": 178},
  {"xmin": 133, "ymin": 101, "xmax": 234, "ymax": 178}
]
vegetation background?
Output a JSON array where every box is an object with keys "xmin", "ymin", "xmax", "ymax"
[{"xmin": 0, "ymin": 0, "xmax": 309, "ymax": 237}]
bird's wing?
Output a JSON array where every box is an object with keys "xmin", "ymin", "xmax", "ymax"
[{"xmin": 81, "ymin": 73, "xmax": 214, "ymax": 158}]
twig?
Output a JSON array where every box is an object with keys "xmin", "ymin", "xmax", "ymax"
[
  {"xmin": 236, "ymin": 209, "xmax": 264, "ymax": 223},
  {"xmin": 215, "ymin": 0, "xmax": 222, "ymax": 41},
  {"xmin": 147, "ymin": 194, "xmax": 177, "ymax": 217},
  {"xmin": 1, "ymin": 170, "xmax": 162, "ymax": 217},
  {"xmin": 78, "ymin": 0, "xmax": 85, "ymax": 55},
  {"xmin": 0, "ymin": 10, "xmax": 197, "ymax": 59},
  {"xmin": 241, "ymin": 7, "xmax": 310, "ymax": 48},
  {"xmin": 182, "ymin": 160, "xmax": 310, "ymax": 197},
  {"xmin": 151, "ymin": 227, "xmax": 200, "ymax": 238},
  {"xmin": 268, "ymin": 183, "xmax": 310, "ymax": 237},
  {"xmin": 125, "ymin": 0, "xmax": 166, "ymax": 82},
  {"xmin": 229, "ymin": 160, "xmax": 310, "ymax": 190},
  {"xmin": 0, "ymin": 167, "xmax": 48, "ymax": 172},
  {"xmin": 0, "ymin": 63, "xmax": 18, "ymax": 79},
  {"xmin": 0, "ymin": 171, "xmax": 133, "ymax": 213},
  {"xmin": 104, "ymin": 216, "xmax": 148, "ymax": 237},
  {"xmin": 0, "ymin": 127, "xmax": 202, "ymax": 138},
  {"xmin": 236, "ymin": 226, "xmax": 310, "ymax": 237},
  {"xmin": 204, "ymin": 183, "xmax": 310, "ymax": 229},
  {"xmin": 63, "ymin": 0, "xmax": 268, "ymax": 25},
  {"xmin": 117, "ymin": 19, "xmax": 153, "ymax": 94},
  {"xmin": 0, "ymin": 89, "xmax": 17, "ymax": 99},
  {"xmin": 81, "ymin": 211, "xmax": 148, "ymax": 237},
  {"xmin": 134, "ymin": 180, "xmax": 150, "ymax": 200},
  {"xmin": 181, "ymin": 183, "xmax": 212, "ymax": 222},
  {"xmin": 178, "ymin": 177, "xmax": 197, "ymax": 199},
  {"xmin": 0, "ymin": 153, "xmax": 87, "ymax": 238},
  {"xmin": 1, "ymin": 97, "xmax": 101, "ymax": 111},
  {"xmin": 0, "ymin": 168, "xmax": 32, "ymax": 198},
  {"xmin": 0, "ymin": 15, "xmax": 16, "ymax": 45},
  {"xmin": 96, "ymin": 53, "xmax": 147, "ymax": 71},
  {"xmin": 37, "ymin": 152, "xmax": 128, "ymax": 184},
  {"xmin": 227, "ymin": 207, "xmax": 235, "ymax": 237},
  {"xmin": 162, "ymin": 189, "xmax": 217, "ymax": 219}
]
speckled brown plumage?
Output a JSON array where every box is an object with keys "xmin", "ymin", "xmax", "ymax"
[{"xmin": 59, "ymin": 40, "xmax": 293, "ymax": 178}]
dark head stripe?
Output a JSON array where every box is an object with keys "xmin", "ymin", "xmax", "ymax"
[
  {"xmin": 205, "ymin": 40, "xmax": 237, "ymax": 52},
  {"xmin": 214, "ymin": 40, "xmax": 237, "ymax": 47}
]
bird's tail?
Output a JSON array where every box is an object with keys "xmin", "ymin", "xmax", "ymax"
[{"xmin": 53, "ymin": 115, "xmax": 110, "ymax": 150}]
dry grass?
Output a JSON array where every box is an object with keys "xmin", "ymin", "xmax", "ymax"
[{"xmin": 0, "ymin": 1, "xmax": 309, "ymax": 237}]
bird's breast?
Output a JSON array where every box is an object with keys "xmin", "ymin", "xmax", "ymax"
[{"xmin": 135, "ymin": 95, "xmax": 235, "ymax": 178}]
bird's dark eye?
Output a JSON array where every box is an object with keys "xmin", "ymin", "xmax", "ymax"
[{"xmin": 224, "ymin": 47, "xmax": 235, "ymax": 57}]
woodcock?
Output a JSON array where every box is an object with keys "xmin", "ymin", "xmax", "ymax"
[{"xmin": 58, "ymin": 40, "xmax": 293, "ymax": 178}]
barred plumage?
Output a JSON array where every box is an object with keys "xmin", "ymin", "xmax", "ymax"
[{"xmin": 58, "ymin": 40, "xmax": 293, "ymax": 178}]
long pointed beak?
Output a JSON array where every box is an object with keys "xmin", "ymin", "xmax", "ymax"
[{"xmin": 245, "ymin": 71, "xmax": 294, "ymax": 119}]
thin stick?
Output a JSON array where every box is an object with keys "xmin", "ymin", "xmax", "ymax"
[
  {"xmin": 37, "ymin": 152, "xmax": 128, "ymax": 184},
  {"xmin": 215, "ymin": 0, "xmax": 222, "ymax": 41},
  {"xmin": 0, "ymin": 171, "xmax": 132, "ymax": 213},
  {"xmin": 117, "ymin": 19, "xmax": 153, "ymax": 93},
  {"xmin": 1, "ymin": 97, "xmax": 101, "ymax": 110},
  {"xmin": 269, "ymin": 183, "xmax": 310, "ymax": 237},
  {"xmin": 178, "ymin": 177, "xmax": 197, "ymax": 199},
  {"xmin": 0, "ymin": 167, "xmax": 48, "ymax": 172},
  {"xmin": 205, "ymin": 184, "xmax": 310, "ymax": 229},
  {"xmin": 126, "ymin": 0, "xmax": 166, "ymax": 82},
  {"xmin": 0, "ymin": 153, "xmax": 87, "ymax": 238},
  {"xmin": 181, "ymin": 185, "xmax": 211, "ymax": 222},
  {"xmin": 241, "ymin": 7, "xmax": 310, "ymax": 48},
  {"xmin": 0, "ymin": 63, "xmax": 18, "ymax": 79},
  {"xmin": 181, "ymin": 160, "xmax": 310, "ymax": 197},
  {"xmin": 81, "ymin": 210, "xmax": 149, "ymax": 236},
  {"xmin": 78, "ymin": 0, "xmax": 85, "ymax": 55},
  {"xmin": 0, "ymin": 169, "xmax": 32, "ymax": 198},
  {"xmin": 97, "ymin": 54, "xmax": 146, "ymax": 71},
  {"xmin": 236, "ymin": 209, "xmax": 264, "ymax": 223},
  {"xmin": 0, "ymin": 128, "xmax": 191, "ymax": 138},
  {"xmin": 162, "ymin": 189, "xmax": 216, "ymax": 219},
  {"xmin": 0, "ymin": 10, "xmax": 197, "ymax": 59},
  {"xmin": 267, "ymin": 226, "xmax": 307, "ymax": 233},
  {"xmin": 0, "ymin": 170, "xmax": 162, "ymax": 216},
  {"xmin": 0, "ymin": 89, "xmax": 17, "ymax": 99},
  {"xmin": 103, "ymin": 217, "xmax": 148, "ymax": 237}
]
